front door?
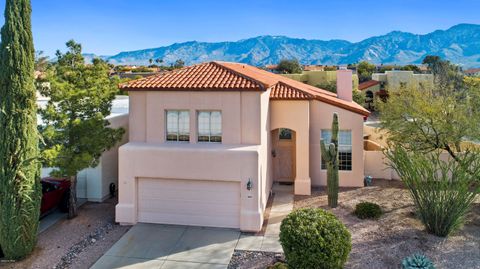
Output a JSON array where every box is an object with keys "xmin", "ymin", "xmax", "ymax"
[{"xmin": 272, "ymin": 128, "xmax": 295, "ymax": 182}]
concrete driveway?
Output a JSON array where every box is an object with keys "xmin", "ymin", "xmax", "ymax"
[
  {"xmin": 91, "ymin": 184, "xmax": 291, "ymax": 269},
  {"xmin": 91, "ymin": 224, "xmax": 240, "ymax": 269}
]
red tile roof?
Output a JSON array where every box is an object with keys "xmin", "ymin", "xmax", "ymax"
[
  {"xmin": 270, "ymin": 82, "xmax": 313, "ymax": 100},
  {"xmin": 358, "ymin": 80, "xmax": 380, "ymax": 91},
  {"xmin": 464, "ymin": 68, "xmax": 480, "ymax": 74},
  {"xmin": 120, "ymin": 61, "xmax": 369, "ymax": 116},
  {"xmin": 121, "ymin": 62, "xmax": 264, "ymax": 91}
]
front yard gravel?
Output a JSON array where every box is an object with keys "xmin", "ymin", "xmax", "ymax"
[
  {"xmin": 228, "ymin": 250, "xmax": 285, "ymax": 269},
  {"xmin": 2, "ymin": 197, "xmax": 130, "ymax": 269}
]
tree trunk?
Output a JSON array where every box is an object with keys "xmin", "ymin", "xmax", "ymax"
[{"xmin": 68, "ymin": 175, "xmax": 78, "ymax": 219}]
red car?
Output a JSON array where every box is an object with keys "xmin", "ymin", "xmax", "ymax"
[{"xmin": 41, "ymin": 177, "xmax": 70, "ymax": 216}]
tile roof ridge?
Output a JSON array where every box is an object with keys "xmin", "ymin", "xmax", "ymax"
[
  {"xmin": 212, "ymin": 61, "xmax": 267, "ymax": 90},
  {"xmin": 119, "ymin": 62, "xmax": 209, "ymax": 89},
  {"xmin": 272, "ymin": 81, "xmax": 314, "ymax": 99}
]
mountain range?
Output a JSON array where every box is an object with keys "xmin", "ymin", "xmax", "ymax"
[{"xmin": 91, "ymin": 24, "xmax": 480, "ymax": 68}]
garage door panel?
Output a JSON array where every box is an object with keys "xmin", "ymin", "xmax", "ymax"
[
  {"xmin": 137, "ymin": 178, "xmax": 241, "ymax": 228},
  {"xmin": 138, "ymin": 200, "xmax": 239, "ymax": 215}
]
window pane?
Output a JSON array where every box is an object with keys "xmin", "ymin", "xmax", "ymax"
[
  {"xmin": 166, "ymin": 111, "xmax": 179, "ymax": 141},
  {"xmin": 210, "ymin": 111, "xmax": 222, "ymax": 136},
  {"xmin": 198, "ymin": 111, "xmax": 210, "ymax": 137},
  {"xmin": 279, "ymin": 128, "xmax": 292, "ymax": 140},
  {"xmin": 321, "ymin": 130, "xmax": 352, "ymax": 171},
  {"xmin": 178, "ymin": 111, "xmax": 190, "ymax": 141}
]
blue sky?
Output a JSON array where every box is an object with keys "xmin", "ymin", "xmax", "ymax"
[{"xmin": 1, "ymin": 0, "xmax": 479, "ymax": 57}]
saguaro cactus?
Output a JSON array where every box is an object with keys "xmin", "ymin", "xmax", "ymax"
[{"xmin": 321, "ymin": 113, "xmax": 339, "ymax": 208}]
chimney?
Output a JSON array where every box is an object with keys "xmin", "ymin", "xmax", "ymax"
[{"xmin": 336, "ymin": 67, "xmax": 352, "ymax": 102}]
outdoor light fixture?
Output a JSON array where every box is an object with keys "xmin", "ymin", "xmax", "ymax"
[{"xmin": 247, "ymin": 178, "xmax": 253, "ymax": 191}]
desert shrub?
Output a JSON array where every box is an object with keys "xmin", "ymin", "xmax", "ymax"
[
  {"xmin": 279, "ymin": 208, "xmax": 351, "ymax": 269},
  {"xmin": 354, "ymin": 202, "xmax": 383, "ymax": 219},
  {"xmin": 401, "ymin": 254, "xmax": 435, "ymax": 269},
  {"xmin": 267, "ymin": 262, "xmax": 288, "ymax": 269},
  {"xmin": 386, "ymin": 148, "xmax": 480, "ymax": 237}
]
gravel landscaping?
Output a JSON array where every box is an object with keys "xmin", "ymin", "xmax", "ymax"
[
  {"xmin": 228, "ymin": 250, "xmax": 285, "ymax": 269},
  {"xmin": 1, "ymin": 198, "xmax": 130, "ymax": 269},
  {"xmin": 295, "ymin": 179, "xmax": 480, "ymax": 269}
]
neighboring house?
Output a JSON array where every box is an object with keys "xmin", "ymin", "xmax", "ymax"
[
  {"xmin": 115, "ymin": 61, "xmax": 369, "ymax": 232},
  {"xmin": 464, "ymin": 68, "xmax": 480, "ymax": 77},
  {"xmin": 372, "ymin": 70, "xmax": 433, "ymax": 92},
  {"xmin": 281, "ymin": 70, "xmax": 359, "ymax": 91},
  {"xmin": 358, "ymin": 80, "xmax": 381, "ymax": 110}
]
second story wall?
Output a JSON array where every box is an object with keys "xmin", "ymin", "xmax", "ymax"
[{"xmin": 128, "ymin": 90, "xmax": 265, "ymax": 145}]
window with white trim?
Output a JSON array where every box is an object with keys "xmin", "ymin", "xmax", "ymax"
[
  {"xmin": 198, "ymin": 111, "xmax": 222, "ymax": 142},
  {"xmin": 321, "ymin": 130, "xmax": 352, "ymax": 171},
  {"xmin": 166, "ymin": 110, "xmax": 190, "ymax": 142}
]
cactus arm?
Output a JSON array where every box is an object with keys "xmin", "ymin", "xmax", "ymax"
[{"xmin": 320, "ymin": 139, "xmax": 332, "ymax": 162}]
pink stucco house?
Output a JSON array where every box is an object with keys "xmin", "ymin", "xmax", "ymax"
[{"xmin": 115, "ymin": 61, "xmax": 369, "ymax": 232}]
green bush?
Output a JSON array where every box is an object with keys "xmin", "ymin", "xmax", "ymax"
[
  {"xmin": 354, "ymin": 202, "xmax": 383, "ymax": 219},
  {"xmin": 401, "ymin": 254, "xmax": 435, "ymax": 269},
  {"xmin": 386, "ymin": 148, "xmax": 480, "ymax": 237},
  {"xmin": 279, "ymin": 208, "xmax": 351, "ymax": 269}
]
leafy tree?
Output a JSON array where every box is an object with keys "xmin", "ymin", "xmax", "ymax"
[
  {"xmin": 356, "ymin": 61, "xmax": 376, "ymax": 82},
  {"xmin": 276, "ymin": 59, "xmax": 302, "ymax": 74},
  {"xmin": 173, "ymin": 59, "xmax": 185, "ymax": 69},
  {"xmin": 378, "ymin": 56, "xmax": 480, "ymax": 165},
  {"xmin": 34, "ymin": 51, "xmax": 50, "ymax": 73},
  {"xmin": 38, "ymin": 40, "xmax": 124, "ymax": 218},
  {"xmin": 352, "ymin": 90, "xmax": 365, "ymax": 106},
  {"xmin": 0, "ymin": 0, "xmax": 41, "ymax": 259},
  {"xmin": 148, "ymin": 58, "xmax": 153, "ymax": 65},
  {"xmin": 316, "ymin": 81, "xmax": 337, "ymax": 93},
  {"xmin": 155, "ymin": 58, "xmax": 163, "ymax": 65},
  {"xmin": 401, "ymin": 64, "xmax": 421, "ymax": 73}
]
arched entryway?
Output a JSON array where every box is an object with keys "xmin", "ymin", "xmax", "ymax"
[{"xmin": 271, "ymin": 128, "xmax": 296, "ymax": 183}]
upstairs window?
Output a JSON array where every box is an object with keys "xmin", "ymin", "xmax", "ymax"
[
  {"xmin": 321, "ymin": 130, "xmax": 352, "ymax": 171},
  {"xmin": 198, "ymin": 111, "xmax": 222, "ymax": 142},
  {"xmin": 166, "ymin": 110, "xmax": 190, "ymax": 142}
]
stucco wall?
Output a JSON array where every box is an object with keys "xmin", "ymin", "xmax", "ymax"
[
  {"xmin": 270, "ymin": 100, "xmax": 311, "ymax": 195},
  {"xmin": 128, "ymin": 91, "xmax": 262, "ymax": 144},
  {"xmin": 309, "ymin": 100, "xmax": 365, "ymax": 187},
  {"xmin": 364, "ymin": 150, "xmax": 453, "ymax": 180},
  {"xmin": 119, "ymin": 90, "xmax": 268, "ymax": 231},
  {"xmin": 116, "ymin": 143, "xmax": 264, "ymax": 231}
]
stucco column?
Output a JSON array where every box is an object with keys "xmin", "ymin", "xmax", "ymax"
[
  {"xmin": 115, "ymin": 146, "xmax": 138, "ymax": 225},
  {"xmin": 295, "ymin": 129, "xmax": 311, "ymax": 195}
]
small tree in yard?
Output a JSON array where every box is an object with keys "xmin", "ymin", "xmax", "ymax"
[
  {"xmin": 38, "ymin": 40, "xmax": 124, "ymax": 218},
  {"xmin": 276, "ymin": 59, "xmax": 302, "ymax": 74},
  {"xmin": 0, "ymin": 0, "xmax": 41, "ymax": 259},
  {"xmin": 386, "ymin": 147, "xmax": 480, "ymax": 237}
]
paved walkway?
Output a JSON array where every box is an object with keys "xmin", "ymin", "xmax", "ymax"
[
  {"xmin": 236, "ymin": 183, "xmax": 293, "ymax": 253},
  {"xmin": 90, "ymin": 183, "xmax": 293, "ymax": 269}
]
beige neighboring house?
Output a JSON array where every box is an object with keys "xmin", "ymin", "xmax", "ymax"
[
  {"xmin": 115, "ymin": 61, "xmax": 369, "ymax": 232},
  {"xmin": 281, "ymin": 70, "xmax": 360, "ymax": 90},
  {"xmin": 372, "ymin": 70, "xmax": 433, "ymax": 91}
]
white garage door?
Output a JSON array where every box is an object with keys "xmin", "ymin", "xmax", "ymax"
[{"xmin": 137, "ymin": 178, "xmax": 241, "ymax": 228}]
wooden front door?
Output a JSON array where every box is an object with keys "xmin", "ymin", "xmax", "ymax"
[{"xmin": 272, "ymin": 129, "xmax": 295, "ymax": 182}]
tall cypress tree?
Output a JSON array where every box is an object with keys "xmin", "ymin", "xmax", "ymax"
[{"xmin": 0, "ymin": 0, "xmax": 41, "ymax": 259}]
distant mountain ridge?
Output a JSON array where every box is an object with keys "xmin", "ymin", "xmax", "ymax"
[{"xmin": 91, "ymin": 24, "xmax": 480, "ymax": 68}]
